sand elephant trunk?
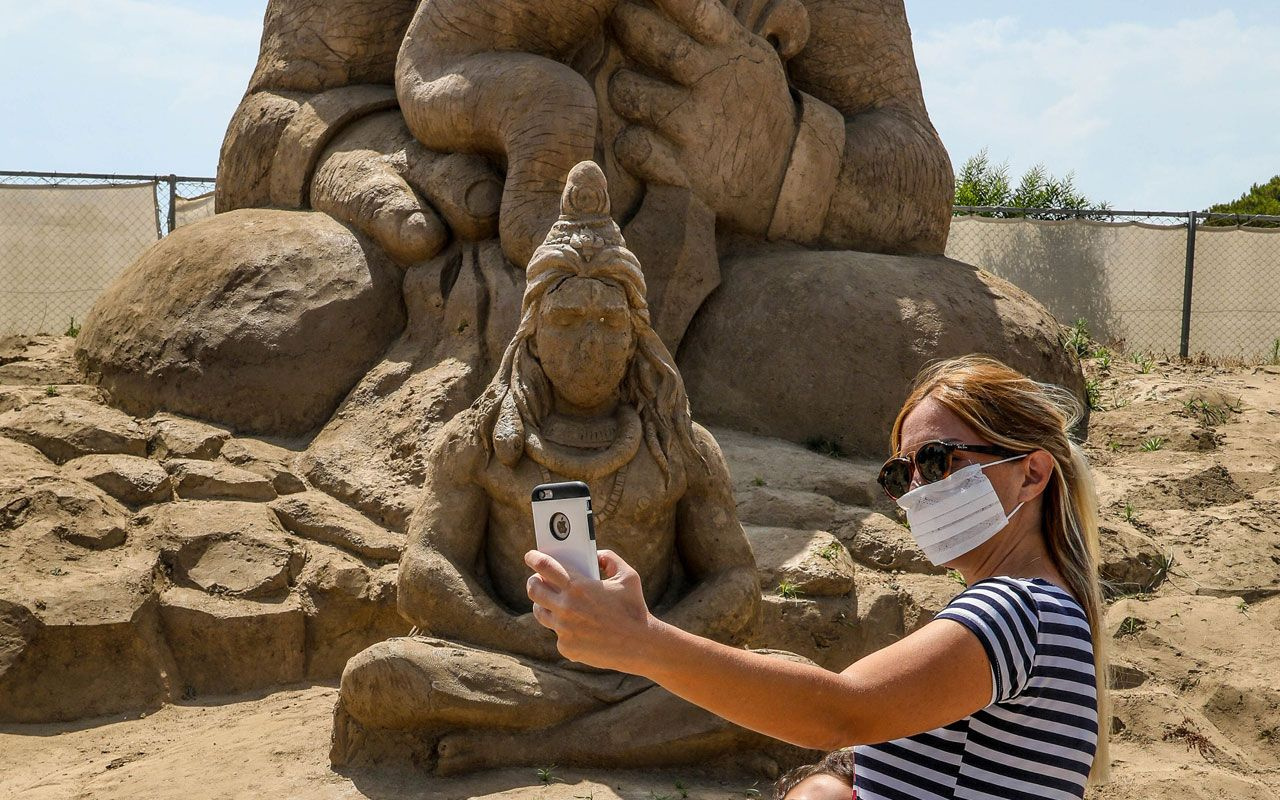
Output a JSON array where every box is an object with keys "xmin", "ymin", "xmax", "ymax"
[{"xmin": 396, "ymin": 0, "xmax": 617, "ymax": 267}]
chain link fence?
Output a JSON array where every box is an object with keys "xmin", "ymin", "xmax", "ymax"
[
  {"xmin": 0, "ymin": 171, "xmax": 215, "ymax": 336},
  {"xmin": 3, "ymin": 175, "xmax": 1278, "ymax": 362},
  {"xmin": 948, "ymin": 207, "xmax": 1280, "ymax": 362}
]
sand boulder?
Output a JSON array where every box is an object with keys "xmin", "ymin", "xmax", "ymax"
[
  {"xmin": 679, "ymin": 249, "xmax": 1087, "ymax": 456},
  {"xmin": 75, "ymin": 209, "xmax": 406, "ymax": 437}
]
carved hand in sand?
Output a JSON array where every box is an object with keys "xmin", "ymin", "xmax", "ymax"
[{"xmin": 609, "ymin": 0, "xmax": 800, "ymax": 235}]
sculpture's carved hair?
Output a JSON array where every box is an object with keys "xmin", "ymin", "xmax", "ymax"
[{"xmin": 474, "ymin": 162, "xmax": 702, "ymax": 481}]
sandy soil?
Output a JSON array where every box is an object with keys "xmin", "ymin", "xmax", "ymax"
[{"xmin": 3, "ymin": 354, "xmax": 1280, "ymax": 799}]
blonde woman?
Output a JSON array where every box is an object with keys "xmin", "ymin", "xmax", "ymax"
[{"xmin": 526, "ymin": 355, "xmax": 1109, "ymax": 799}]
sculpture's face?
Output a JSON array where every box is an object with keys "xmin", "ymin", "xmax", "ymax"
[{"xmin": 535, "ymin": 276, "xmax": 635, "ymax": 411}]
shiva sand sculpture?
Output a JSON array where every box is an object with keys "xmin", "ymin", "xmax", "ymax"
[
  {"xmin": 0, "ymin": 0, "xmax": 1087, "ymax": 777},
  {"xmin": 333, "ymin": 162, "xmax": 796, "ymax": 772}
]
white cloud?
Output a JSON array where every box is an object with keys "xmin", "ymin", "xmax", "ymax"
[{"xmin": 914, "ymin": 10, "xmax": 1280, "ymax": 209}]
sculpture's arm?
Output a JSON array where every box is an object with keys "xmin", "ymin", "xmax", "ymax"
[
  {"xmin": 658, "ymin": 425, "xmax": 761, "ymax": 646},
  {"xmin": 784, "ymin": 0, "xmax": 954, "ymax": 255},
  {"xmin": 398, "ymin": 417, "xmax": 560, "ymax": 661}
]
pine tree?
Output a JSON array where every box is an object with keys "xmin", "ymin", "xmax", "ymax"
[
  {"xmin": 1205, "ymin": 176, "xmax": 1280, "ymax": 226},
  {"xmin": 953, "ymin": 148, "xmax": 1108, "ymax": 220}
]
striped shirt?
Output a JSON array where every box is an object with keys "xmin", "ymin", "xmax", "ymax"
[{"xmin": 854, "ymin": 577, "xmax": 1098, "ymax": 800}]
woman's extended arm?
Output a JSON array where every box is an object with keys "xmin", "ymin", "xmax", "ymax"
[{"xmin": 526, "ymin": 549, "xmax": 993, "ymax": 751}]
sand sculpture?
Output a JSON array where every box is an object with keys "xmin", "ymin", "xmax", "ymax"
[
  {"xmin": 2, "ymin": 0, "xmax": 1089, "ymax": 763},
  {"xmin": 333, "ymin": 162, "xmax": 776, "ymax": 771},
  {"xmin": 76, "ymin": 0, "xmax": 1086, "ymax": 467}
]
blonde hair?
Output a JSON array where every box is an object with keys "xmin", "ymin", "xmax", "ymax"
[{"xmin": 890, "ymin": 354, "xmax": 1110, "ymax": 784}]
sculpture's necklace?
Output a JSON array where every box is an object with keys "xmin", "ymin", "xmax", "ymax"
[
  {"xmin": 528, "ymin": 405, "xmax": 642, "ymax": 523},
  {"xmin": 539, "ymin": 413, "xmax": 619, "ymax": 449},
  {"xmin": 525, "ymin": 405, "xmax": 641, "ymax": 479}
]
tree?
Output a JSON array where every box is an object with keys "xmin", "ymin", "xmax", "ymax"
[
  {"xmin": 954, "ymin": 148, "xmax": 1108, "ymax": 219},
  {"xmin": 1204, "ymin": 176, "xmax": 1280, "ymax": 227}
]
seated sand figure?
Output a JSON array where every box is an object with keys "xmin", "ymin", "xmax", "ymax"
[{"xmin": 332, "ymin": 162, "xmax": 770, "ymax": 773}]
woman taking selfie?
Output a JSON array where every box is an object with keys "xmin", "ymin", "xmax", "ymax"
[{"xmin": 526, "ymin": 355, "xmax": 1109, "ymax": 798}]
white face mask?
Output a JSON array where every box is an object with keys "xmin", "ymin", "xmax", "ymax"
[{"xmin": 894, "ymin": 455, "xmax": 1027, "ymax": 566}]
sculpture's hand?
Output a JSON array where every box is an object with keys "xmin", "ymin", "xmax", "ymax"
[
  {"xmin": 311, "ymin": 115, "xmax": 503, "ymax": 266},
  {"xmin": 608, "ymin": 0, "xmax": 798, "ymax": 235},
  {"xmin": 525, "ymin": 549, "xmax": 656, "ymax": 674}
]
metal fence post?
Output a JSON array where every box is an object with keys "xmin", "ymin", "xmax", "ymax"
[
  {"xmin": 1178, "ymin": 211, "xmax": 1198, "ymax": 358},
  {"xmin": 166, "ymin": 174, "xmax": 178, "ymax": 235}
]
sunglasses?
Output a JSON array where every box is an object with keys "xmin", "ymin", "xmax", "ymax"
[{"xmin": 878, "ymin": 440, "xmax": 1023, "ymax": 499}]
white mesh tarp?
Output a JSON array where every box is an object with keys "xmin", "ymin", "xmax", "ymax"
[
  {"xmin": 0, "ymin": 182, "xmax": 160, "ymax": 336},
  {"xmin": 947, "ymin": 216, "xmax": 1280, "ymax": 360},
  {"xmin": 174, "ymin": 191, "xmax": 215, "ymax": 229}
]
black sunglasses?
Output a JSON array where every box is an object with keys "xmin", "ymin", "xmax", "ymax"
[{"xmin": 877, "ymin": 440, "xmax": 1022, "ymax": 499}]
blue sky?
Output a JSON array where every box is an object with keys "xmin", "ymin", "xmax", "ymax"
[{"xmin": 1, "ymin": 1, "xmax": 1276, "ymax": 210}]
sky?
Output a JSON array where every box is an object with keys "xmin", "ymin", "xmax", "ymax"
[{"xmin": 0, "ymin": 1, "xmax": 1276, "ymax": 210}]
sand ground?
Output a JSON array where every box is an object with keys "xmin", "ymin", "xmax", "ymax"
[{"xmin": 3, "ymin": 355, "xmax": 1280, "ymax": 799}]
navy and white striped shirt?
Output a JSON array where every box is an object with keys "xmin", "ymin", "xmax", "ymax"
[{"xmin": 854, "ymin": 577, "xmax": 1098, "ymax": 800}]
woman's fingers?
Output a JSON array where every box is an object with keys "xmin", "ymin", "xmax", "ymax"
[
  {"xmin": 613, "ymin": 126, "xmax": 689, "ymax": 189},
  {"xmin": 530, "ymin": 602, "xmax": 556, "ymax": 630},
  {"xmin": 525, "ymin": 550, "xmax": 574, "ymax": 591},
  {"xmin": 611, "ymin": 1, "xmax": 709, "ymax": 86},
  {"xmin": 597, "ymin": 549, "xmax": 629, "ymax": 581},
  {"xmin": 609, "ymin": 70, "xmax": 694, "ymax": 145}
]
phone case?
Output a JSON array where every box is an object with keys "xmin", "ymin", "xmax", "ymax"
[{"xmin": 530, "ymin": 481, "xmax": 600, "ymax": 580}]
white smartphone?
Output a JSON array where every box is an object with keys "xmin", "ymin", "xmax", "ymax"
[{"xmin": 530, "ymin": 480, "xmax": 600, "ymax": 580}]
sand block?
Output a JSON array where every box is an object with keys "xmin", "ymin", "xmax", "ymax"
[
  {"xmin": 169, "ymin": 535, "xmax": 303, "ymax": 599},
  {"xmin": 159, "ymin": 587, "xmax": 304, "ymax": 695},
  {"xmin": 0, "ymin": 549, "xmax": 173, "ymax": 723},
  {"xmin": 270, "ymin": 491, "xmax": 402, "ymax": 562},
  {"xmin": 0, "ymin": 396, "xmax": 147, "ymax": 464},
  {"xmin": 715, "ymin": 428, "xmax": 887, "ymax": 510},
  {"xmin": 148, "ymin": 413, "xmax": 231, "ymax": 460},
  {"xmin": 834, "ymin": 508, "xmax": 944, "ymax": 575},
  {"xmin": 63, "ymin": 453, "xmax": 173, "ymax": 507},
  {"xmin": 296, "ymin": 546, "xmax": 404, "ymax": 679},
  {"xmin": 0, "ymin": 335, "xmax": 82, "ymax": 386},
  {"xmin": 744, "ymin": 526, "xmax": 856, "ymax": 597},
  {"xmin": 167, "ymin": 459, "xmax": 278, "ymax": 502},
  {"xmin": 0, "ymin": 471, "xmax": 130, "ymax": 551},
  {"xmin": 219, "ymin": 437, "xmax": 307, "ymax": 494}
]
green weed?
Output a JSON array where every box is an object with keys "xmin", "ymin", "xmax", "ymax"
[
  {"xmin": 1093, "ymin": 346, "xmax": 1113, "ymax": 371},
  {"xmin": 1131, "ymin": 352, "xmax": 1155, "ymax": 373},
  {"xmin": 44, "ymin": 385, "xmax": 59, "ymax": 397},
  {"xmin": 1116, "ymin": 616, "xmax": 1145, "ymax": 637},
  {"xmin": 1064, "ymin": 318, "xmax": 1091, "ymax": 357},
  {"xmin": 1179, "ymin": 397, "xmax": 1239, "ymax": 427},
  {"xmin": 1084, "ymin": 378, "xmax": 1103, "ymax": 411},
  {"xmin": 804, "ymin": 436, "xmax": 846, "ymax": 459},
  {"xmin": 64, "ymin": 317, "xmax": 80, "ymax": 338},
  {"xmin": 536, "ymin": 765, "xmax": 560, "ymax": 785},
  {"xmin": 1122, "ymin": 502, "xmax": 1138, "ymax": 523},
  {"xmin": 776, "ymin": 580, "xmax": 802, "ymax": 599},
  {"xmin": 816, "ymin": 541, "xmax": 844, "ymax": 562},
  {"xmin": 750, "ymin": 476, "xmax": 766, "ymax": 487},
  {"xmin": 947, "ymin": 569, "xmax": 967, "ymax": 587},
  {"xmin": 1139, "ymin": 436, "xmax": 1166, "ymax": 452}
]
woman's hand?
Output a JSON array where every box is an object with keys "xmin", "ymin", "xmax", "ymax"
[{"xmin": 525, "ymin": 549, "xmax": 658, "ymax": 673}]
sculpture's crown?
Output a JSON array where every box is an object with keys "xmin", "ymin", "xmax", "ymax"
[{"xmin": 538, "ymin": 161, "xmax": 624, "ymax": 264}]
